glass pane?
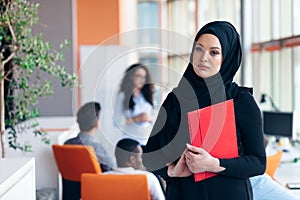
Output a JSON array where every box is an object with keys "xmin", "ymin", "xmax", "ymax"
[
  {"xmin": 293, "ymin": 0, "xmax": 300, "ymax": 35},
  {"xmin": 168, "ymin": 55, "xmax": 189, "ymax": 88},
  {"xmin": 279, "ymin": 48, "xmax": 292, "ymax": 111},
  {"xmin": 272, "ymin": 0, "xmax": 280, "ymax": 39},
  {"xmin": 252, "ymin": 52, "xmax": 261, "ymax": 100},
  {"xmin": 271, "ymin": 51, "xmax": 280, "ymax": 107},
  {"xmin": 280, "ymin": 0, "xmax": 292, "ymax": 37},
  {"xmin": 168, "ymin": 0, "xmax": 195, "ymax": 37},
  {"xmin": 293, "ymin": 46, "xmax": 300, "ymax": 135},
  {"xmin": 259, "ymin": 0, "xmax": 271, "ymax": 41},
  {"xmin": 260, "ymin": 52, "xmax": 272, "ymax": 106},
  {"xmin": 137, "ymin": 2, "xmax": 159, "ymax": 44},
  {"xmin": 252, "ymin": 0, "xmax": 260, "ymax": 42},
  {"xmin": 197, "ymin": 0, "xmax": 218, "ymax": 28},
  {"xmin": 197, "ymin": 0, "xmax": 240, "ymax": 32},
  {"xmin": 218, "ymin": 0, "xmax": 241, "ymax": 29}
]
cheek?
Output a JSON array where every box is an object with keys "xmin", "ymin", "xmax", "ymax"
[
  {"xmin": 192, "ymin": 53, "xmax": 198, "ymax": 64},
  {"xmin": 214, "ymin": 59, "xmax": 222, "ymax": 71}
]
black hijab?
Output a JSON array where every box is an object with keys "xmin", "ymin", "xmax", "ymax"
[
  {"xmin": 173, "ymin": 21, "xmax": 242, "ymax": 113},
  {"xmin": 143, "ymin": 21, "xmax": 243, "ymax": 171}
]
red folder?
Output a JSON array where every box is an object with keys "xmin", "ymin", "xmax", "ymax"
[{"xmin": 187, "ymin": 99, "xmax": 238, "ymax": 182}]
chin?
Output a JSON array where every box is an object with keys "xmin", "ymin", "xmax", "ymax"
[{"xmin": 194, "ymin": 70, "xmax": 207, "ymax": 78}]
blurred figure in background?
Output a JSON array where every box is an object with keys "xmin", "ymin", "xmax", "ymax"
[
  {"xmin": 105, "ymin": 138, "xmax": 165, "ymax": 200},
  {"xmin": 114, "ymin": 63, "xmax": 154, "ymax": 146},
  {"xmin": 250, "ymin": 135, "xmax": 300, "ymax": 200},
  {"xmin": 65, "ymin": 101, "xmax": 114, "ymax": 172}
]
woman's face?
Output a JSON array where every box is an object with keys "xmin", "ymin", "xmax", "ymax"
[
  {"xmin": 192, "ymin": 34, "xmax": 222, "ymax": 78},
  {"xmin": 132, "ymin": 68, "xmax": 147, "ymax": 89}
]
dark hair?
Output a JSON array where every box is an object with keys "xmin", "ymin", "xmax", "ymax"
[
  {"xmin": 77, "ymin": 102, "xmax": 101, "ymax": 132},
  {"xmin": 115, "ymin": 138, "xmax": 140, "ymax": 167},
  {"xmin": 119, "ymin": 63, "xmax": 154, "ymax": 111}
]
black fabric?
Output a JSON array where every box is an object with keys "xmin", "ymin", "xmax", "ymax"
[
  {"xmin": 62, "ymin": 179, "xmax": 80, "ymax": 200},
  {"xmin": 143, "ymin": 21, "xmax": 266, "ymax": 200}
]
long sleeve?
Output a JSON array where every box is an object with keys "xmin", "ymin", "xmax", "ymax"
[
  {"xmin": 143, "ymin": 93, "xmax": 182, "ymax": 177},
  {"xmin": 79, "ymin": 133, "xmax": 115, "ymax": 172},
  {"xmin": 218, "ymin": 92, "xmax": 266, "ymax": 178},
  {"xmin": 93, "ymin": 144, "xmax": 115, "ymax": 171},
  {"xmin": 146, "ymin": 173, "xmax": 166, "ymax": 200}
]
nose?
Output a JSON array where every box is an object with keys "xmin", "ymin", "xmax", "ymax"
[{"xmin": 201, "ymin": 52, "xmax": 208, "ymax": 63}]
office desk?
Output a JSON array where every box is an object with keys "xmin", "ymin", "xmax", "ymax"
[
  {"xmin": 275, "ymin": 162, "xmax": 300, "ymax": 196},
  {"xmin": 268, "ymin": 144, "xmax": 300, "ymax": 197}
]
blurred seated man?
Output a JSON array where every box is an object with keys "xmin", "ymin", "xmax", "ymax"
[
  {"xmin": 250, "ymin": 135, "xmax": 300, "ymax": 200},
  {"xmin": 105, "ymin": 138, "xmax": 165, "ymax": 200},
  {"xmin": 65, "ymin": 101, "xmax": 114, "ymax": 172}
]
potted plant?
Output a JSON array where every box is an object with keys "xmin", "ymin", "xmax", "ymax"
[{"xmin": 0, "ymin": 0, "xmax": 77, "ymax": 157}]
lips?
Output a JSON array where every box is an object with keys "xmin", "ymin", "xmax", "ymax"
[{"xmin": 198, "ymin": 64, "xmax": 209, "ymax": 69}]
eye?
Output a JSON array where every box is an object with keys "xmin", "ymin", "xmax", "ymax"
[
  {"xmin": 211, "ymin": 50, "xmax": 220, "ymax": 56},
  {"xmin": 194, "ymin": 46, "xmax": 203, "ymax": 52}
]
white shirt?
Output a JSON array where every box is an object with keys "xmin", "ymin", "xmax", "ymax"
[
  {"xmin": 105, "ymin": 167, "xmax": 165, "ymax": 200},
  {"xmin": 114, "ymin": 92, "xmax": 154, "ymax": 145},
  {"xmin": 250, "ymin": 173, "xmax": 300, "ymax": 200}
]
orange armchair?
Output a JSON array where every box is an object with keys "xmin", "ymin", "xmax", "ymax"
[
  {"xmin": 52, "ymin": 144, "xmax": 101, "ymax": 200},
  {"xmin": 81, "ymin": 173, "xmax": 151, "ymax": 200},
  {"xmin": 265, "ymin": 150, "xmax": 283, "ymax": 179}
]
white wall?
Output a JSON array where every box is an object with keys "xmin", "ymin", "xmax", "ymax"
[
  {"xmin": 79, "ymin": 45, "xmax": 136, "ymax": 155},
  {"xmin": 0, "ymin": 158, "xmax": 35, "ymax": 200}
]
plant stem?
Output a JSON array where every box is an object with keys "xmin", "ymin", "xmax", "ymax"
[{"xmin": 0, "ymin": 63, "xmax": 6, "ymax": 158}]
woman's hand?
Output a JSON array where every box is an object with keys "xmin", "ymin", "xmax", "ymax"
[
  {"xmin": 185, "ymin": 144, "xmax": 225, "ymax": 173},
  {"xmin": 167, "ymin": 149, "xmax": 192, "ymax": 177},
  {"xmin": 126, "ymin": 113, "xmax": 151, "ymax": 125},
  {"xmin": 130, "ymin": 113, "xmax": 151, "ymax": 124}
]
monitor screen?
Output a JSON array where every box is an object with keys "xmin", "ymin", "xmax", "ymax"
[{"xmin": 262, "ymin": 111, "xmax": 295, "ymax": 140}]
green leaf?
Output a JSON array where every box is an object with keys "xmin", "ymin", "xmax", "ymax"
[{"xmin": 1, "ymin": 0, "xmax": 77, "ymax": 153}]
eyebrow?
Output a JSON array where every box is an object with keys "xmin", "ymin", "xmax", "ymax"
[{"xmin": 196, "ymin": 43, "xmax": 221, "ymax": 50}]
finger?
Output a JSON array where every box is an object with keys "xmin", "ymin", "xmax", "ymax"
[
  {"xmin": 187, "ymin": 144, "xmax": 209, "ymax": 155},
  {"xmin": 184, "ymin": 150, "xmax": 195, "ymax": 160},
  {"xmin": 186, "ymin": 143, "xmax": 203, "ymax": 154}
]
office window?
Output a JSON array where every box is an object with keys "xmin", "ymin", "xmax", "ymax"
[
  {"xmin": 294, "ymin": 47, "xmax": 300, "ymax": 133},
  {"xmin": 271, "ymin": 0, "xmax": 280, "ymax": 39},
  {"xmin": 197, "ymin": 0, "xmax": 219, "ymax": 28},
  {"xmin": 293, "ymin": 0, "xmax": 300, "ymax": 35},
  {"xmin": 259, "ymin": 52, "xmax": 272, "ymax": 97},
  {"xmin": 197, "ymin": 0, "xmax": 240, "ymax": 29},
  {"xmin": 259, "ymin": 0, "xmax": 272, "ymax": 41},
  {"xmin": 168, "ymin": 0, "xmax": 196, "ymax": 38},
  {"xmin": 250, "ymin": 0, "xmax": 298, "ymax": 113},
  {"xmin": 137, "ymin": 1, "xmax": 159, "ymax": 45},
  {"xmin": 279, "ymin": 48, "xmax": 293, "ymax": 111},
  {"xmin": 168, "ymin": 54, "xmax": 189, "ymax": 88},
  {"xmin": 251, "ymin": 52, "xmax": 261, "ymax": 99},
  {"xmin": 252, "ymin": 0, "xmax": 260, "ymax": 43},
  {"xmin": 271, "ymin": 51, "xmax": 280, "ymax": 105},
  {"xmin": 167, "ymin": 0, "xmax": 194, "ymax": 94},
  {"xmin": 280, "ymin": 0, "xmax": 292, "ymax": 38},
  {"xmin": 137, "ymin": 1, "xmax": 163, "ymax": 104}
]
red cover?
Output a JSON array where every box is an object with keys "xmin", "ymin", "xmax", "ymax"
[{"xmin": 187, "ymin": 99, "xmax": 238, "ymax": 182}]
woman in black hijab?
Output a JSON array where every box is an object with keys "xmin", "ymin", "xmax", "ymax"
[{"xmin": 143, "ymin": 21, "xmax": 266, "ymax": 199}]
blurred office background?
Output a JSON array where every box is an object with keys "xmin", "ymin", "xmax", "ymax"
[{"xmin": 31, "ymin": 0, "xmax": 300, "ymax": 136}]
